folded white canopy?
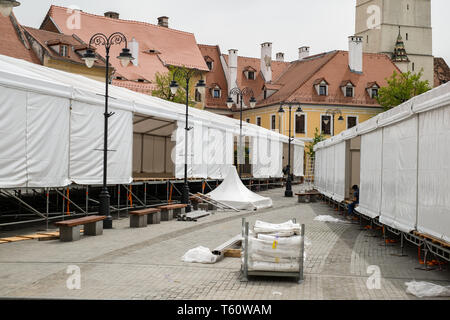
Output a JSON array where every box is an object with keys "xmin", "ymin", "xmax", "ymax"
[{"xmin": 207, "ymin": 166, "xmax": 273, "ymax": 210}]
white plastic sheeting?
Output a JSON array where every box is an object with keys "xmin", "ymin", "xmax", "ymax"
[
  {"xmin": 313, "ymin": 81, "xmax": 450, "ymax": 243},
  {"xmin": 358, "ymin": 129, "xmax": 383, "ymax": 218},
  {"xmin": 417, "ymin": 105, "xmax": 450, "ymax": 243},
  {"xmin": 324, "ymin": 145, "xmax": 335, "ymax": 199},
  {"xmin": 207, "ymin": 166, "xmax": 272, "ymax": 210}
]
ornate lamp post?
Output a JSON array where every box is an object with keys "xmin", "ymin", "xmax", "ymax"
[
  {"xmin": 324, "ymin": 108, "xmax": 344, "ymax": 136},
  {"xmin": 0, "ymin": 0, "xmax": 20, "ymax": 17},
  {"xmin": 169, "ymin": 68, "xmax": 206, "ymax": 213},
  {"xmin": 82, "ymin": 32, "xmax": 134, "ymax": 229},
  {"xmin": 226, "ymin": 88, "xmax": 256, "ymax": 178},
  {"xmin": 278, "ymin": 102, "xmax": 303, "ymax": 198}
]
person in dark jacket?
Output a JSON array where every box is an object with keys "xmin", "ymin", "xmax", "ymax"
[{"xmin": 347, "ymin": 185, "xmax": 359, "ymax": 219}]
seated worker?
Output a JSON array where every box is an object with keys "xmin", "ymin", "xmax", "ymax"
[{"xmin": 347, "ymin": 185, "xmax": 359, "ymax": 219}]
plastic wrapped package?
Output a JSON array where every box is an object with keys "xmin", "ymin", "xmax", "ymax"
[
  {"xmin": 405, "ymin": 281, "xmax": 450, "ymax": 298},
  {"xmin": 253, "ymin": 220, "xmax": 301, "ymax": 235}
]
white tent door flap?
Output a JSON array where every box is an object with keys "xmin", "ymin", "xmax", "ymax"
[
  {"xmin": 417, "ymin": 106, "xmax": 450, "ymax": 243},
  {"xmin": 358, "ymin": 129, "xmax": 383, "ymax": 218},
  {"xmin": 380, "ymin": 116, "xmax": 418, "ymax": 233},
  {"xmin": 70, "ymin": 101, "xmax": 133, "ymax": 185},
  {"xmin": 293, "ymin": 145, "xmax": 304, "ymax": 177}
]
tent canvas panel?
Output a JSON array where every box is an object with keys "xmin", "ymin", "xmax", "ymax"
[
  {"xmin": 417, "ymin": 106, "xmax": 450, "ymax": 242},
  {"xmin": 26, "ymin": 93, "xmax": 70, "ymax": 187},
  {"xmin": 293, "ymin": 144, "xmax": 304, "ymax": 177},
  {"xmin": 358, "ymin": 129, "xmax": 383, "ymax": 218},
  {"xmin": 380, "ymin": 116, "xmax": 418, "ymax": 233},
  {"xmin": 333, "ymin": 142, "xmax": 346, "ymax": 202},
  {"xmin": 0, "ymin": 86, "xmax": 28, "ymax": 188}
]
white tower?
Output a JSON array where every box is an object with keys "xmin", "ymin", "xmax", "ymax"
[{"xmin": 355, "ymin": 0, "xmax": 434, "ymax": 85}]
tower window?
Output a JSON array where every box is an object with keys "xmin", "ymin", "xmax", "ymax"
[
  {"xmin": 406, "ymin": 33, "xmax": 409, "ymax": 40},
  {"xmin": 367, "ymin": 35, "xmax": 369, "ymax": 44},
  {"xmin": 412, "ymin": 63, "xmax": 415, "ymax": 71}
]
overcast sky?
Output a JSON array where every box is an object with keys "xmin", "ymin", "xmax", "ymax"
[{"xmin": 13, "ymin": 0, "xmax": 450, "ymax": 63}]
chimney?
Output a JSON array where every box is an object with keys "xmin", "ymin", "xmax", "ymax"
[
  {"xmin": 276, "ymin": 52, "xmax": 285, "ymax": 62},
  {"xmin": 157, "ymin": 16, "xmax": 169, "ymax": 28},
  {"xmin": 104, "ymin": 12, "xmax": 119, "ymax": 19},
  {"xmin": 130, "ymin": 37, "xmax": 139, "ymax": 66},
  {"xmin": 298, "ymin": 46, "xmax": 310, "ymax": 60},
  {"xmin": 260, "ymin": 42, "xmax": 272, "ymax": 83},
  {"xmin": 348, "ymin": 35, "xmax": 363, "ymax": 73},
  {"xmin": 228, "ymin": 49, "xmax": 238, "ymax": 94}
]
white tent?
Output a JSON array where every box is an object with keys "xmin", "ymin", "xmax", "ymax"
[
  {"xmin": 314, "ymin": 82, "xmax": 450, "ymax": 243},
  {"xmin": 0, "ymin": 54, "xmax": 304, "ymax": 189},
  {"xmin": 207, "ymin": 166, "xmax": 273, "ymax": 210}
]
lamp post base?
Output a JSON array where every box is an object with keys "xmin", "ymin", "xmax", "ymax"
[
  {"xmin": 182, "ymin": 183, "xmax": 192, "ymax": 213},
  {"xmin": 285, "ymin": 190, "xmax": 294, "ymax": 198},
  {"xmin": 99, "ymin": 189, "xmax": 113, "ymax": 229}
]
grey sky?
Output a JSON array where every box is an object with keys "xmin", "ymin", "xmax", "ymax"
[{"xmin": 14, "ymin": 0, "xmax": 450, "ymax": 63}]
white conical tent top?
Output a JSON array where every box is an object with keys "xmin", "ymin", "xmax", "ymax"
[{"xmin": 207, "ymin": 166, "xmax": 273, "ymax": 210}]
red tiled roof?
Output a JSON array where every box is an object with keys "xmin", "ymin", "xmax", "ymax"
[
  {"xmin": 0, "ymin": 13, "xmax": 40, "ymax": 64},
  {"xmin": 258, "ymin": 51, "xmax": 401, "ymax": 108},
  {"xmin": 23, "ymin": 27, "xmax": 108, "ymax": 68},
  {"xmin": 43, "ymin": 5, "xmax": 208, "ymax": 87},
  {"xmin": 434, "ymin": 57, "xmax": 450, "ymax": 87}
]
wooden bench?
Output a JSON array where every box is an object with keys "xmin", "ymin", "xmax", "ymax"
[
  {"xmin": 157, "ymin": 204, "xmax": 188, "ymax": 221},
  {"xmin": 295, "ymin": 192, "xmax": 320, "ymax": 203},
  {"xmin": 55, "ymin": 216, "xmax": 105, "ymax": 242},
  {"xmin": 129, "ymin": 208, "xmax": 161, "ymax": 228}
]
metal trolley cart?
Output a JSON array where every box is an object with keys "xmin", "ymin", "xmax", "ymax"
[{"xmin": 241, "ymin": 218, "xmax": 305, "ymax": 283}]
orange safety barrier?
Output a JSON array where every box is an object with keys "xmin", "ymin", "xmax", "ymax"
[
  {"xmin": 66, "ymin": 188, "xmax": 70, "ymax": 216},
  {"xmin": 202, "ymin": 181, "xmax": 206, "ymax": 194},
  {"xmin": 168, "ymin": 184, "xmax": 173, "ymax": 204},
  {"xmin": 128, "ymin": 185, "xmax": 133, "ymax": 207}
]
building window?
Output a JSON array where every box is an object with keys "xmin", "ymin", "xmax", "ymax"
[
  {"xmin": 60, "ymin": 45, "xmax": 68, "ymax": 57},
  {"xmin": 321, "ymin": 115, "xmax": 331, "ymax": 135},
  {"xmin": 246, "ymin": 118, "xmax": 250, "ymax": 123},
  {"xmin": 412, "ymin": 63, "xmax": 415, "ymax": 71},
  {"xmin": 248, "ymin": 71, "xmax": 255, "ymax": 80},
  {"xmin": 271, "ymin": 115, "xmax": 276, "ymax": 130},
  {"xmin": 345, "ymin": 86, "xmax": 354, "ymax": 97},
  {"xmin": 213, "ymin": 89, "xmax": 221, "ymax": 98},
  {"xmin": 406, "ymin": 33, "xmax": 409, "ymax": 41},
  {"xmin": 195, "ymin": 89, "xmax": 202, "ymax": 102},
  {"xmin": 319, "ymin": 85, "xmax": 327, "ymax": 96},
  {"xmin": 295, "ymin": 114, "xmax": 306, "ymax": 134},
  {"xmin": 206, "ymin": 61, "xmax": 213, "ymax": 70},
  {"xmin": 371, "ymin": 88, "xmax": 378, "ymax": 98},
  {"xmin": 256, "ymin": 117, "xmax": 262, "ymax": 127},
  {"xmin": 264, "ymin": 90, "xmax": 267, "ymax": 99},
  {"xmin": 347, "ymin": 116, "xmax": 358, "ymax": 129}
]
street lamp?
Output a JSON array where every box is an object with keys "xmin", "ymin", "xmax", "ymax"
[
  {"xmin": 169, "ymin": 68, "xmax": 206, "ymax": 213},
  {"xmin": 323, "ymin": 108, "xmax": 344, "ymax": 136},
  {"xmin": 278, "ymin": 102, "xmax": 303, "ymax": 198},
  {"xmin": 83, "ymin": 32, "xmax": 133, "ymax": 229},
  {"xmin": 0, "ymin": 0, "xmax": 20, "ymax": 17},
  {"xmin": 227, "ymin": 87, "xmax": 257, "ymax": 178}
]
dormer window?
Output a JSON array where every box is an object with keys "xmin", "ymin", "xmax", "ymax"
[
  {"xmin": 204, "ymin": 56, "xmax": 214, "ymax": 71},
  {"xmin": 366, "ymin": 82, "xmax": 380, "ymax": 99},
  {"xmin": 243, "ymin": 66, "xmax": 257, "ymax": 80},
  {"xmin": 313, "ymin": 78, "xmax": 329, "ymax": 96},
  {"xmin": 60, "ymin": 45, "xmax": 68, "ymax": 57},
  {"xmin": 341, "ymin": 81, "xmax": 355, "ymax": 98},
  {"xmin": 210, "ymin": 84, "xmax": 221, "ymax": 99}
]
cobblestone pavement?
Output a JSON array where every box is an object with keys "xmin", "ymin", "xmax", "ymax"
[{"xmin": 0, "ymin": 188, "xmax": 449, "ymax": 300}]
